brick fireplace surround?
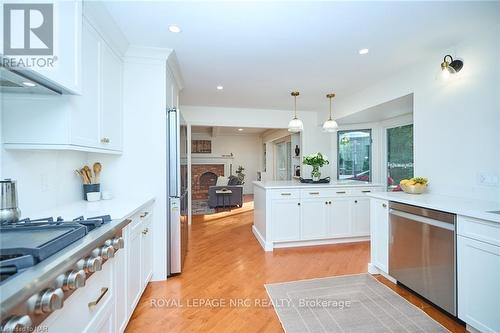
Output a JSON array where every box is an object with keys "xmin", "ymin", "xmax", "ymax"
[{"xmin": 192, "ymin": 164, "xmax": 225, "ymax": 200}]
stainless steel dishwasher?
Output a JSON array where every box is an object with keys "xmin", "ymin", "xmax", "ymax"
[{"xmin": 389, "ymin": 202, "xmax": 457, "ymax": 316}]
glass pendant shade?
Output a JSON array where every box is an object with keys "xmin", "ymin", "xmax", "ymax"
[
  {"xmin": 288, "ymin": 117, "xmax": 304, "ymax": 132},
  {"xmin": 322, "ymin": 118, "xmax": 338, "ymax": 132},
  {"xmin": 323, "ymin": 93, "xmax": 338, "ymax": 132},
  {"xmin": 288, "ymin": 91, "xmax": 303, "ymax": 132}
]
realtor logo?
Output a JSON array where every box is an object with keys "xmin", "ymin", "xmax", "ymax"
[{"xmin": 3, "ymin": 3, "xmax": 53, "ymax": 55}]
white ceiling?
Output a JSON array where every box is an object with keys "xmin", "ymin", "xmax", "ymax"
[
  {"xmin": 105, "ymin": 1, "xmax": 500, "ymax": 112},
  {"xmin": 192, "ymin": 126, "xmax": 269, "ymax": 136},
  {"xmin": 337, "ymin": 93, "xmax": 413, "ymax": 125}
]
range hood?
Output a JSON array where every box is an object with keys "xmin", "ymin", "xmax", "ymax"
[{"xmin": 0, "ymin": 64, "xmax": 63, "ymax": 95}]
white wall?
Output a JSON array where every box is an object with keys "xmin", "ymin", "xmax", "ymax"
[
  {"xmin": 0, "ymin": 149, "xmax": 89, "ymax": 217},
  {"xmin": 182, "ymin": 106, "xmax": 332, "ymax": 178},
  {"xmin": 87, "ymin": 47, "xmax": 175, "ymax": 281},
  {"xmin": 324, "ymin": 24, "xmax": 500, "ymax": 201},
  {"xmin": 191, "ymin": 133, "xmax": 262, "ymax": 194}
]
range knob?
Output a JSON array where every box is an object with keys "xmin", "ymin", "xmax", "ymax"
[
  {"xmin": 33, "ymin": 288, "xmax": 64, "ymax": 314},
  {"xmin": 78, "ymin": 256, "xmax": 103, "ymax": 273},
  {"xmin": 93, "ymin": 244, "xmax": 115, "ymax": 260},
  {"xmin": 57, "ymin": 269, "xmax": 86, "ymax": 291},
  {"xmin": 1, "ymin": 315, "xmax": 32, "ymax": 333},
  {"xmin": 106, "ymin": 237, "xmax": 124, "ymax": 250}
]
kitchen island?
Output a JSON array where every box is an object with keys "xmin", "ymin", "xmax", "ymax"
[{"xmin": 253, "ymin": 180, "xmax": 384, "ymax": 251}]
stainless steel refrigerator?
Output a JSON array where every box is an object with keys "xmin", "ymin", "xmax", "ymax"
[{"xmin": 167, "ymin": 107, "xmax": 188, "ymax": 276}]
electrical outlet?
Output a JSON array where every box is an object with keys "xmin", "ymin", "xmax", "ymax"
[{"xmin": 477, "ymin": 172, "xmax": 500, "ymax": 187}]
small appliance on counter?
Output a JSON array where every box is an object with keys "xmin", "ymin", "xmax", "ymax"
[{"xmin": 0, "ymin": 179, "xmax": 21, "ymax": 224}]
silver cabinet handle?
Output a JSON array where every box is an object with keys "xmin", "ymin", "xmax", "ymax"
[
  {"xmin": 142, "ymin": 228, "xmax": 149, "ymax": 235},
  {"xmin": 140, "ymin": 212, "xmax": 149, "ymax": 218},
  {"xmin": 88, "ymin": 287, "xmax": 108, "ymax": 309},
  {"xmin": 382, "ymin": 203, "xmax": 387, "ymax": 208},
  {"xmin": 362, "ymin": 190, "xmax": 371, "ymax": 193},
  {"xmin": 309, "ymin": 192, "xmax": 320, "ymax": 195},
  {"xmin": 100, "ymin": 138, "xmax": 110, "ymax": 144},
  {"xmin": 336, "ymin": 191, "xmax": 346, "ymax": 194},
  {"xmin": 280, "ymin": 193, "xmax": 292, "ymax": 196}
]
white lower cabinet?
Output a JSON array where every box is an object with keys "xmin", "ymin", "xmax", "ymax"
[
  {"xmin": 351, "ymin": 197, "xmax": 370, "ymax": 236},
  {"xmin": 369, "ymin": 198, "xmax": 389, "ymax": 273},
  {"xmin": 328, "ymin": 197, "xmax": 351, "ymax": 237},
  {"xmin": 300, "ymin": 199, "xmax": 328, "ymax": 240},
  {"xmin": 266, "ymin": 187, "xmax": 381, "ymax": 246},
  {"xmin": 272, "ymin": 199, "xmax": 301, "ymax": 241},
  {"xmin": 127, "ymin": 219, "xmax": 143, "ymax": 314},
  {"xmin": 140, "ymin": 216, "xmax": 153, "ymax": 287},
  {"xmin": 457, "ymin": 216, "xmax": 500, "ymax": 333}
]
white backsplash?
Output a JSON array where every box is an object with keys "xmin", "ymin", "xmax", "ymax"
[{"xmin": 1, "ymin": 149, "xmax": 89, "ymax": 217}]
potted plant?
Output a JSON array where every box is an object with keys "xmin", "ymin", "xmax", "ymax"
[{"xmin": 303, "ymin": 153, "xmax": 329, "ymax": 181}]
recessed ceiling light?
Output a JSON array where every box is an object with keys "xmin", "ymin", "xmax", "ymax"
[
  {"xmin": 359, "ymin": 48, "xmax": 369, "ymax": 55},
  {"xmin": 22, "ymin": 81, "xmax": 36, "ymax": 87},
  {"xmin": 168, "ymin": 25, "xmax": 181, "ymax": 33},
  {"xmin": 216, "ymin": 85, "xmax": 223, "ymax": 90},
  {"xmin": 238, "ymin": 128, "xmax": 244, "ymax": 131}
]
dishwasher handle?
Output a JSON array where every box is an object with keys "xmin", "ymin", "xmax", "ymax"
[{"xmin": 390, "ymin": 209, "xmax": 455, "ymax": 231}]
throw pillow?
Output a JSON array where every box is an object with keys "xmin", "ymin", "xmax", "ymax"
[{"xmin": 216, "ymin": 176, "xmax": 229, "ymax": 186}]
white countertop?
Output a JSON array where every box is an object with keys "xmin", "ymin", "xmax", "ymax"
[
  {"xmin": 367, "ymin": 191, "xmax": 500, "ymax": 223},
  {"xmin": 26, "ymin": 196, "xmax": 155, "ymax": 221},
  {"xmin": 253, "ymin": 180, "xmax": 384, "ymax": 189}
]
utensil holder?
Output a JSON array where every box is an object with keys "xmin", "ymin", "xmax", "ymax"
[{"xmin": 83, "ymin": 184, "xmax": 100, "ymax": 200}]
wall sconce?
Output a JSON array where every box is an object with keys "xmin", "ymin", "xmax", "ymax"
[{"xmin": 441, "ymin": 55, "xmax": 463, "ymax": 79}]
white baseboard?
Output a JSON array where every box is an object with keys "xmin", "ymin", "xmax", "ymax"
[
  {"xmin": 252, "ymin": 225, "xmax": 273, "ymax": 251},
  {"xmin": 368, "ymin": 263, "xmax": 397, "ymax": 284},
  {"xmin": 273, "ymin": 236, "xmax": 369, "ymax": 250}
]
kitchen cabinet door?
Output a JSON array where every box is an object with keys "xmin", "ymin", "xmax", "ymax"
[
  {"xmin": 140, "ymin": 216, "xmax": 153, "ymax": 288},
  {"xmin": 370, "ymin": 199, "xmax": 389, "ymax": 273},
  {"xmin": 71, "ymin": 19, "xmax": 100, "ymax": 148},
  {"xmin": 114, "ymin": 228, "xmax": 127, "ymax": 333},
  {"xmin": 100, "ymin": 41, "xmax": 123, "ymax": 151},
  {"xmin": 300, "ymin": 199, "xmax": 328, "ymax": 240},
  {"xmin": 328, "ymin": 197, "xmax": 351, "ymax": 237},
  {"xmin": 351, "ymin": 197, "xmax": 370, "ymax": 236},
  {"xmin": 34, "ymin": 1, "xmax": 83, "ymax": 94},
  {"xmin": 458, "ymin": 235, "xmax": 500, "ymax": 333},
  {"xmin": 272, "ymin": 200, "xmax": 300, "ymax": 242},
  {"xmin": 127, "ymin": 221, "xmax": 142, "ymax": 315}
]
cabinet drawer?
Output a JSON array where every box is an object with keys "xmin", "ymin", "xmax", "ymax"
[
  {"xmin": 269, "ymin": 189, "xmax": 300, "ymax": 199},
  {"xmin": 41, "ymin": 258, "xmax": 114, "ymax": 332},
  {"xmin": 300, "ymin": 189, "xmax": 336, "ymax": 198},
  {"xmin": 458, "ymin": 216, "xmax": 500, "ymax": 247},
  {"xmin": 350, "ymin": 187, "xmax": 381, "ymax": 196}
]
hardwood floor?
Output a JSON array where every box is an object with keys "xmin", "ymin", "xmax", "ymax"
[{"xmin": 125, "ymin": 208, "xmax": 466, "ymax": 332}]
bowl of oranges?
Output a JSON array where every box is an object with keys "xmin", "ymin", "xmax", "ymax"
[{"xmin": 400, "ymin": 177, "xmax": 428, "ymax": 194}]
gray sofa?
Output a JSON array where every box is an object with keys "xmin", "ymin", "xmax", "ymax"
[{"xmin": 208, "ymin": 186, "xmax": 243, "ymax": 208}]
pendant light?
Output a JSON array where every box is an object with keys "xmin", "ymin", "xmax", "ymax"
[
  {"xmin": 322, "ymin": 93, "xmax": 338, "ymax": 132},
  {"xmin": 288, "ymin": 91, "xmax": 303, "ymax": 132}
]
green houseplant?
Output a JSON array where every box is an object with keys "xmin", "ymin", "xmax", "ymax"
[{"xmin": 303, "ymin": 153, "xmax": 329, "ymax": 181}]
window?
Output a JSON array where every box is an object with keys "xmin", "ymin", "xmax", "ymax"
[
  {"xmin": 337, "ymin": 129, "xmax": 372, "ymax": 181},
  {"xmin": 387, "ymin": 124, "xmax": 414, "ymax": 191}
]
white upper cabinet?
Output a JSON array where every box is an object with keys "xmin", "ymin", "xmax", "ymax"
[
  {"xmin": 37, "ymin": 1, "xmax": 83, "ymax": 94},
  {"xmin": 100, "ymin": 42, "xmax": 123, "ymax": 151},
  {"xmin": 0, "ymin": 1, "xmax": 82, "ymax": 94},
  {"xmin": 2, "ymin": 17, "xmax": 123, "ymax": 154}
]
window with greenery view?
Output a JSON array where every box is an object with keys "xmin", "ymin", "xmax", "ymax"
[
  {"xmin": 387, "ymin": 124, "xmax": 414, "ymax": 190},
  {"xmin": 337, "ymin": 129, "xmax": 372, "ymax": 181}
]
